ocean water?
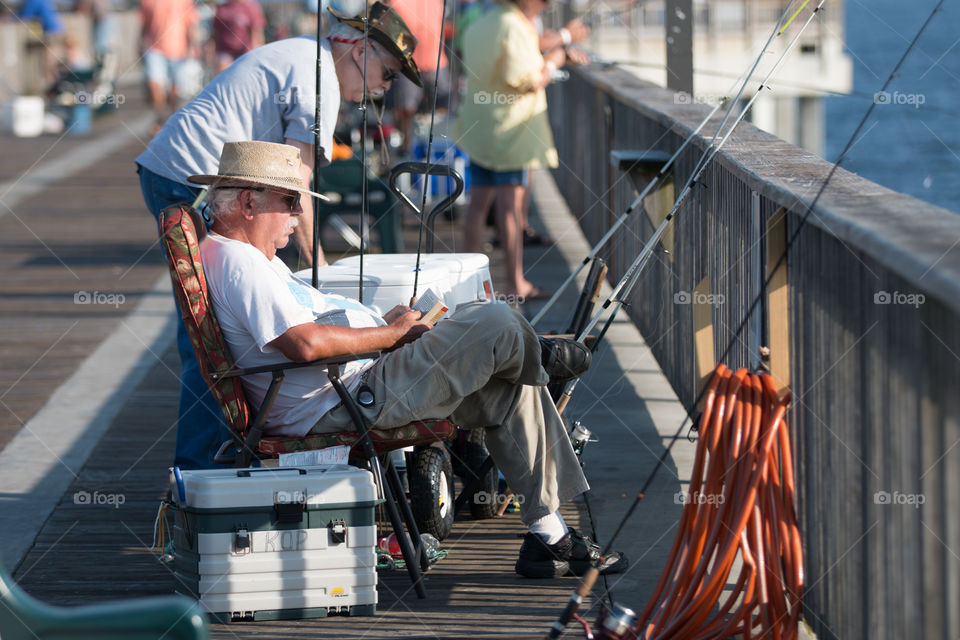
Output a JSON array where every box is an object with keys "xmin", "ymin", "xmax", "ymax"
[{"xmin": 824, "ymin": 0, "xmax": 960, "ymax": 213}]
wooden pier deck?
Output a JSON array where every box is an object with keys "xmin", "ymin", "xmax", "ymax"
[{"xmin": 0, "ymin": 89, "xmax": 695, "ymax": 639}]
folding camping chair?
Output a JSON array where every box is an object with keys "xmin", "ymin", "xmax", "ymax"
[
  {"xmin": 158, "ymin": 204, "xmax": 456, "ymax": 598},
  {"xmin": 0, "ymin": 558, "xmax": 208, "ymax": 640}
]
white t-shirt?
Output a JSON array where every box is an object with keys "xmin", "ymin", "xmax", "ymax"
[
  {"xmin": 200, "ymin": 232, "xmax": 382, "ymax": 437},
  {"xmin": 137, "ymin": 37, "xmax": 340, "ymax": 185}
]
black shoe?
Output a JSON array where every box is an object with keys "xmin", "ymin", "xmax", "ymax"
[
  {"xmin": 515, "ymin": 529, "xmax": 628, "ymax": 578},
  {"xmin": 539, "ymin": 337, "xmax": 592, "ymax": 384}
]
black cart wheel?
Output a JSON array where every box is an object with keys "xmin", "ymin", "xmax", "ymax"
[
  {"xmin": 460, "ymin": 430, "xmax": 500, "ymax": 520},
  {"xmin": 409, "ymin": 445, "xmax": 454, "ymax": 541}
]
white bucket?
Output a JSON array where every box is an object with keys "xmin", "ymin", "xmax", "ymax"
[{"xmin": 1, "ymin": 96, "xmax": 45, "ymax": 138}]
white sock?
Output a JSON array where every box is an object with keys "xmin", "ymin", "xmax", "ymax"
[{"xmin": 529, "ymin": 511, "xmax": 569, "ymax": 545}]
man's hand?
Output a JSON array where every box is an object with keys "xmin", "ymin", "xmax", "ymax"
[
  {"xmin": 565, "ymin": 47, "xmax": 590, "ymax": 66},
  {"xmin": 386, "ymin": 309, "xmax": 431, "ymax": 350},
  {"xmin": 564, "ymin": 18, "xmax": 590, "ymax": 44},
  {"xmin": 383, "ymin": 304, "xmax": 413, "ymax": 323}
]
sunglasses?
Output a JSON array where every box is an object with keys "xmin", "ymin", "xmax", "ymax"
[
  {"xmin": 359, "ymin": 45, "xmax": 399, "ymax": 84},
  {"xmin": 223, "ymin": 186, "xmax": 301, "ymax": 212}
]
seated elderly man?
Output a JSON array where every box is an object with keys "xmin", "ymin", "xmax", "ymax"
[{"xmin": 193, "ymin": 141, "xmax": 627, "ymax": 578}]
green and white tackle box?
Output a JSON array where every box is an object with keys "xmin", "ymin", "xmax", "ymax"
[{"xmin": 169, "ymin": 465, "xmax": 381, "ymax": 622}]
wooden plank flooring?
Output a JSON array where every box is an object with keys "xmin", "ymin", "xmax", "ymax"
[
  {"xmin": 2, "ymin": 96, "xmax": 605, "ymax": 637},
  {"xmin": 12, "ymin": 339, "xmax": 595, "ymax": 638},
  {"xmin": 0, "ymin": 90, "xmax": 165, "ymax": 451}
]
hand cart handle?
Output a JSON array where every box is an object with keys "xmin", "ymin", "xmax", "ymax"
[{"xmin": 388, "ymin": 162, "xmax": 465, "ymax": 253}]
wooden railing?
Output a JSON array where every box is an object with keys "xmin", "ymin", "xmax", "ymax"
[{"xmin": 547, "ymin": 65, "xmax": 960, "ymax": 640}]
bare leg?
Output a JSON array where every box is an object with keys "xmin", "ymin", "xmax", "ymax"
[
  {"xmin": 496, "ymin": 184, "xmax": 533, "ymax": 296},
  {"xmin": 464, "ymin": 185, "xmax": 496, "ymax": 253},
  {"xmin": 146, "ymin": 80, "xmax": 168, "ymax": 132}
]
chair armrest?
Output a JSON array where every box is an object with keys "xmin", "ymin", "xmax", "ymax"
[{"xmin": 211, "ymin": 352, "xmax": 381, "ymax": 380}]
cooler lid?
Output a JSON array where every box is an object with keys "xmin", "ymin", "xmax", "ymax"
[
  {"xmin": 170, "ymin": 465, "xmax": 378, "ymax": 510},
  {"xmin": 295, "ymin": 261, "xmax": 449, "ymax": 289}
]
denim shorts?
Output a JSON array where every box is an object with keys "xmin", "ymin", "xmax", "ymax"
[
  {"xmin": 469, "ymin": 162, "xmax": 528, "ymax": 188},
  {"xmin": 143, "ymin": 49, "xmax": 192, "ymax": 91}
]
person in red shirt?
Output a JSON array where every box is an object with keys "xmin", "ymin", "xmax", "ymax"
[
  {"xmin": 386, "ymin": 0, "xmax": 450, "ymax": 154},
  {"xmin": 141, "ymin": 0, "xmax": 199, "ymax": 132},
  {"xmin": 212, "ymin": 0, "xmax": 266, "ymax": 73}
]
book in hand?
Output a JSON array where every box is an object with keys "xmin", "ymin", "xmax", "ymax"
[{"xmin": 411, "ymin": 288, "xmax": 449, "ymax": 325}]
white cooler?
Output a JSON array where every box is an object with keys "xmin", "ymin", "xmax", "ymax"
[
  {"xmin": 333, "ymin": 253, "xmax": 495, "ymax": 311},
  {"xmin": 169, "ymin": 465, "xmax": 380, "ymax": 622},
  {"xmin": 295, "ymin": 260, "xmax": 451, "ymax": 315}
]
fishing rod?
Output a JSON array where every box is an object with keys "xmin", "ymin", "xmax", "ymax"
[
  {"xmin": 553, "ymin": 0, "xmax": 825, "ymax": 415},
  {"xmin": 544, "ymin": 1, "xmax": 945, "ymax": 637},
  {"xmin": 542, "ymin": 3, "xmax": 827, "ymax": 636},
  {"xmin": 410, "ymin": 0, "xmax": 452, "ymax": 304},
  {"xmin": 530, "ymin": 0, "xmax": 809, "ymax": 328},
  {"xmin": 311, "ymin": 9, "xmax": 324, "ymax": 289},
  {"xmin": 358, "ymin": 2, "xmax": 371, "ymax": 304}
]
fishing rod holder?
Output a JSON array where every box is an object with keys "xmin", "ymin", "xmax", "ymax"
[
  {"xmin": 388, "ymin": 161, "xmax": 465, "ymax": 253},
  {"xmin": 610, "ymin": 149, "xmax": 673, "ymax": 192}
]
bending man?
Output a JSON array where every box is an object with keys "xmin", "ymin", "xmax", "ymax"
[{"xmin": 138, "ymin": 2, "xmax": 421, "ymax": 469}]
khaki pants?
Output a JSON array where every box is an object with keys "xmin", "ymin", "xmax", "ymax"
[{"xmin": 311, "ymin": 301, "xmax": 589, "ymax": 525}]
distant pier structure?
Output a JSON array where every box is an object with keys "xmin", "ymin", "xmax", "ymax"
[{"xmin": 570, "ymin": 0, "xmax": 852, "ymax": 156}]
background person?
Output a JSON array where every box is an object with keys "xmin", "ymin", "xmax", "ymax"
[
  {"xmin": 140, "ymin": 0, "xmax": 200, "ymax": 133},
  {"xmin": 385, "ymin": 0, "xmax": 451, "ymax": 156},
  {"xmin": 137, "ymin": 2, "xmax": 421, "ymax": 469},
  {"xmin": 456, "ymin": 0, "xmax": 577, "ymax": 301},
  {"xmin": 212, "ymin": 0, "xmax": 266, "ymax": 74}
]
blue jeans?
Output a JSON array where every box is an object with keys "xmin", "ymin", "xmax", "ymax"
[{"xmin": 138, "ymin": 164, "xmax": 232, "ymax": 469}]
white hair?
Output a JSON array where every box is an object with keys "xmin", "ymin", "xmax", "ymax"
[
  {"xmin": 328, "ymin": 22, "xmax": 391, "ymax": 58},
  {"xmin": 206, "ymin": 186, "xmax": 268, "ymax": 219}
]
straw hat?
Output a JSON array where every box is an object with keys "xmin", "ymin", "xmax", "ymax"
[
  {"xmin": 329, "ymin": 1, "xmax": 422, "ymax": 88},
  {"xmin": 188, "ymin": 141, "xmax": 328, "ymax": 201}
]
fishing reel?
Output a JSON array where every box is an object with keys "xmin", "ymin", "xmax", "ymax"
[
  {"xmin": 569, "ymin": 421, "xmax": 597, "ymax": 458},
  {"xmin": 594, "ymin": 603, "xmax": 637, "ymax": 640}
]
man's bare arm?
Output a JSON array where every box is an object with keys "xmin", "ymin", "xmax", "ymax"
[{"xmin": 269, "ymin": 311, "xmax": 430, "ymax": 362}]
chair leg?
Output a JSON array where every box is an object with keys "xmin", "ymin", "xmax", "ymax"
[
  {"xmin": 383, "ymin": 455, "xmax": 429, "ymax": 572},
  {"xmin": 327, "ymin": 367, "xmax": 426, "ymax": 599}
]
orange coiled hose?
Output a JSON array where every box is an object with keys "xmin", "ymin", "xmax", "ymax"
[{"xmin": 630, "ymin": 365, "xmax": 802, "ymax": 640}]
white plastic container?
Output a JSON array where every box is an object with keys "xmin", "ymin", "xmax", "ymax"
[
  {"xmin": 169, "ymin": 465, "xmax": 380, "ymax": 622},
  {"xmin": 1, "ymin": 96, "xmax": 44, "ymax": 137},
  {"xmin": 333, "ymin": 253, "xmax": 495, "ymax": 311},
  {"xmin": 294, "ymin": 260, "xmax": 452, "ymax": 314}
]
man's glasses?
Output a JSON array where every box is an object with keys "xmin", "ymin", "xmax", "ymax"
[
  {"xmin": 222, "ymin": 186, "xmax": 301, "ymax": 212},
  {"xmin": 359, "ymin": 45, "xmax": 399, "ymax": 84}
]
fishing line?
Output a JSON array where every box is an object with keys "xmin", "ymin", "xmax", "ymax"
[
  {"xmin": 553, "ymin": 0, "xmax": 825, "ymax": 415},
  {"xmin": 542, "ymin": 2, "xmax": 944, "ymax": 637},
  {"xmin": 530, "ymin": 0, "xmax": 802, "ymax": 327}
]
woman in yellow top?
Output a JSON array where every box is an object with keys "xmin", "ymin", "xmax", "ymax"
[{"xmin": 456, "ymin": 0, "xmax": 573, "ymax": 300}]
